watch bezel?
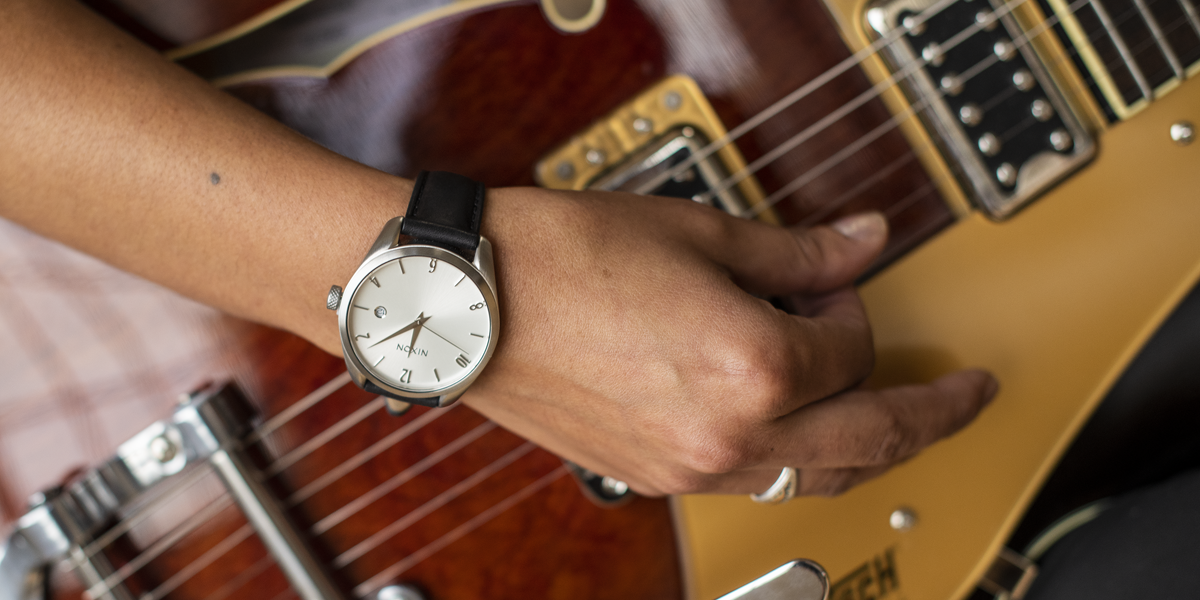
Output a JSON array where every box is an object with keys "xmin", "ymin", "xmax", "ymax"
[{"xmin": 338, "ymin": 232, "xmax": 499, "ymax": 406}]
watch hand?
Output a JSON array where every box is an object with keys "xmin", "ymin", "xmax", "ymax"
[
  {"xmin": 368, "ymin": 312, "xmax": 429, "ymax": 348},
  {"xmin": 407, "ymin": 317, "xmax": 427, "ymax": 357},
  {"xmin": 421, "ymin": 325, "xmax": 470, "ymax": 355}
]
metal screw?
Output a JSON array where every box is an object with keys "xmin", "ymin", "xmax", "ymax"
[
  {"xmin": 1170, "ymin": 121, "xmax": 1195, "ymax": 146},
  {"xmin": 889, "ymin": 507, "xmax": 917, "ymax": 531},
  {"xmin": 902, "ymin": 15, "xmax": 925, "ymax": 35},
  {"xmin": 149, "ymin": 435, "xmax": 177, "ymax": 464},
  {"xmin": 994, "ymin": 39, "xmax": 1017, "ymax": 61},
  {"xmin": 27, "ymin": 492, "xmax": 47, "ymax": 509},
  {"xmin": 664, "ymin": 91, "xmax": 683, "ymax": 111},
  {"xmin": 922, "ymin": 43, "xmax": 945, "ymax": 67},
  {"xmin": 959, "ymin": 103, "xmax": 984, "ymax": 126},
  {"xmin": 633, "ymin": 117, "xmax": 653, "ymax": 133},
  {"xmin": 976, "ymin": 10, "xmax": 998, "ymax": 30},
  {"xmin": 375, "ymin": 585, "xmax": 425, "ymax": 600},
  {"xmin": 1050, "ymin": 129, "xmax": 1073, "ymax": 151},
  {"xmin": 940, "ymin": 73, "xmax": 964, "ymax": 96},
  {"xmin": 585, "ymin": 148, "xmax": 606, "ymax": 165},
  {"xmin": 556, "ymin": 160, "xmax": 575, "ymax": 180},
  {"xmin": 996, "ymin": 162, "xmax": 1017, "ymax": 186},
  {"xmin": 601, "ymin": 476, "xmax": 629, "ymax": 496},
  {"xmin": 681, "ymin": 126, "xmax": 696, "ymax": 138},
  {"xmin": 978, "ymin": 132, "xmax": 1001, "ymax": 156},
  {"xmin": 1012, "ymin": 69, "xmax": 1035, "ymax": 92},
  {"xmin": 1030, "ymin": 99, "xmax": 1054, "ymax": 121}
]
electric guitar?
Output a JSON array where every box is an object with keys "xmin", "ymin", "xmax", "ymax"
[{"xmin": 2, "ymin": 0, "xmax": 1197, "ymax": 599}]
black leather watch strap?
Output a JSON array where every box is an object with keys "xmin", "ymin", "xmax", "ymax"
[{"xmin": 400, "ymin": 171, "xmax": 485, "ymax": 260}]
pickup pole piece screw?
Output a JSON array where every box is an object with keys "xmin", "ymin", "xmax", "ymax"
[
  {"xmin": 922, "ymin": 42, "xmax": 945, "ymax": 66},
  {"xmin": 940, "ymin": 73, "xmax": 964, "ymax": 96},
  {"xmin": 1050, "ymin": 129, "xmax": 1073, "ymax": 151},
  {"xmin": 890, "ymin": 507, "xmax": 917, "ymax": 531},
  {"xmin": 1170, "ymin": 121, "xmax": 1194, "ymax": 145},
  {"xmin": 978, "ymin": 132, "xmax": 1001, "ymax": 155},
  {"xmin": 633, "ymin": 117, "xmax": 653, "ymax": 133},
  {"xmin": 959, "ymin": 103, "xmax": 984, "ymax": 126},
  {"xmin": 1030, "ymin": 99, "xmax": 1054, "ymax": 121},
  {"xmin": 664, "ymin": 90, "xmax": 683, "ymax": 111},
  {"xmin": 902, "ymin": 15, "xmax": 926, "ymax": 35},
  {"xmin": 150, "ymin": 435, "xmax": 178, "ymax": 464},
  {"xmin": 994, "ymin": 39, "xmax": 1017, "ymax": 61},
  {"xmin": 996, "ymin": 162, "xmax": 1017, "ymax": 186},
  {"xmin": 976, "ymin": 10, "xmax": 998, "ymax": 30},
  {"xmin": 585, "ymin": 148, "xmax": 606, "ymax": 165},
  {"xmin": 1012, "ymin": 69, "xmax": 1035, "ymax": 91},
  {"xmin": 375, "ymin": 585, "xmax": 425, "ymax": 600}
]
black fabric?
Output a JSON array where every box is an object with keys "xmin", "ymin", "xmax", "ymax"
[
  {"xmin": 401, "ymin": 171, "xmax": 485, "ymax": 260},
  {"xmin": 1024, "ymin": 469, "xmax": 1200, "ymax": 600}
]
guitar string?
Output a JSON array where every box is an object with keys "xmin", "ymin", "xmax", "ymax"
[
  {"xmin": 353, "ymin": 465, "xmax": 569, "ymax": 599},
  {"xmin": 79, "ymin": 461, "xmax": 214, "ymax": 559},
  {"xmin": 83, "ymin": 0, "xmax": 1149, "ymax": 592},
  {"xmin": 142, "ymin": 523, "xmax": 257, "ymax": 600},
  {"xmin": 631, "ymin": 0, "xmax": 964, "ymax": 196},
  {"xmin": 264, "ymin": 396, "xmax": 387, "ymax": 476},
  {"xmin": 201, "ymin": 555, "xmax": 276, "ymax": 600},
  {"xmin": 84, "ymin": 495, "xmax": 238, "ymax": 599},
  {"xmin": 311, "ymin": 420, "xmax": 497, "ymax": 534},
  {"xmin": 331, "ymin": 441, "xmax": 535, "ymax": 567},
  {"xmin": 694, "ymin": 0, "xmax": 1023, "ymax": 211},
  {"xmin": 287, "ymin": 405, "xmax": 453, "ymax": 505},
  {"xmin": 745, "ymin": 0, "xmax": 1097, "ymax": 218},
  {"xmin": 706, "ymin": 0, "xmax": 1055, "ymax": 217}
]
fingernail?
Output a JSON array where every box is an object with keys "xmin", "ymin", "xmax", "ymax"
[
  {"xmin": 983, "ymin": 376, "xmax": 1001, "ymax": 403},
  {"xmin": 831, "ymin": 212, "xmax": 887, "ymax": 242}
]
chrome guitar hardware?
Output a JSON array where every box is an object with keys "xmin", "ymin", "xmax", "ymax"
[
  {"xmin": 866, "ymin": 0, "xmax": 1095, "ymax": 219},
  {"xmin": 0, "ymin": 383, "xmax": 347, "ymax": 600},
  {"xmin": 715, "ymin": 560, "xmax": 829, "ymax": 600}
]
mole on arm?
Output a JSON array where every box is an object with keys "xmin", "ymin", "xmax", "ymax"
[{"xmin": 210, "ymin": 172, "xmax": 221, "ymax": 185}]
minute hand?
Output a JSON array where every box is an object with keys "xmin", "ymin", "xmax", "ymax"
[
  {"xmin": 367, "ymin": 313, "xmax": 429, "ymax": 348},
  {"xmin": 422, "ymin": 325, "xmax": 470, "ymax": 355}
]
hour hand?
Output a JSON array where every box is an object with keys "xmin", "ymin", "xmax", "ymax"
[{"xmin": 368, "ymin": 313, "xmax": 430, "ymax": 348}]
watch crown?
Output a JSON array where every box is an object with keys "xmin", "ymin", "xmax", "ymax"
[{"xmin": 327, "ymin": 285, "xmax": 343, "ymax": 311}]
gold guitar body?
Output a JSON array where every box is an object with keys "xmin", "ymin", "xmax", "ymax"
[{"xmin": 680, "ymin": 52, "xmax": 1200, "ymax": 600}]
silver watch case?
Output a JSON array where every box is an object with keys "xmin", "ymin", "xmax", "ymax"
[{"xmin": 337, "ymin": 217, "xmax": 499, "ymax": 409}]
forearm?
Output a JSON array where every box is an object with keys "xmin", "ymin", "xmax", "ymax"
[{"xmin": 0, "ymin": 0, "xmax": 407, "ymax": 351}]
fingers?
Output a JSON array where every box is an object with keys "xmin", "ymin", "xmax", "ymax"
[
  {"xmin": 700, "ymin": 210, "xmax": 889, "ymax": 297},
  {"xmin": 765, "ymin": 369, "xmax": 999, "ymax": 469}
]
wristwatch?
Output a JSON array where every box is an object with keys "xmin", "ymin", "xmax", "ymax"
[{"xmin": 327, "ymin": 171, "xmax": 499, "ymax": 413}]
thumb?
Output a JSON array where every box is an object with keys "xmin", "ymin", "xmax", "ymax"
[{"xmin": 712, "ymin": 211, "xmax": 888, "ymax": 296}]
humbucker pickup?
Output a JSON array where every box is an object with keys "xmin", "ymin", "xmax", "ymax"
[{"xmin": 867, "ymin": 0, "xmax": 1096, "ymax": 219}]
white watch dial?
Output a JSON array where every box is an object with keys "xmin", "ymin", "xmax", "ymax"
[{"xmin": 346, "ymin": 255, "xmax": 493, "ymax": 393}]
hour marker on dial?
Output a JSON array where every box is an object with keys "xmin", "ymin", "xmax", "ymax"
[{"xmin": 369, "ymin": 277, "xmax": 380, "ymax": 288}]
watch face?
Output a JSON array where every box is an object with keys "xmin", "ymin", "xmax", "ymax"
[{"xmin": 345, "ymin": 253, "xmax": 494, "ymax": 394}]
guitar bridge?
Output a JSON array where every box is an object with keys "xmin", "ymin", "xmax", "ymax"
[
  {"xmin": 865, "ymin": 0, "xmax": 1096, "ymax": 219},
  {"xmin": 0, "ymin": 383, "xmax": 345, "ymax": 600}
]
